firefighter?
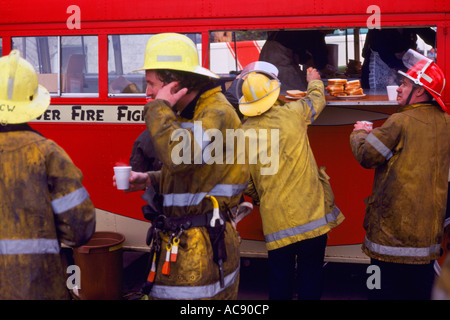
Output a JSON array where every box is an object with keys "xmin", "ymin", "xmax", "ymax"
[
  {"xmin": 115, "ymin": 33, "xmax": 249, "ymax": 299},
  {"xmin": 237, "ymin": 61, "xmax": 345, "ymax": 300},
  {"xmin": 350, "ymin": 49, "xmax": 450, "ymax": 300},
  {"xmin": 0, "ymin": 50, "xmax": 96, "ymax": 299}
]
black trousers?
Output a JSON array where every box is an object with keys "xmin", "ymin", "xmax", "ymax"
[
  {"xmin": 368, "ymin": 258, "xmax": 436, "ymax": 300},
  {"xmin": 267, "ymin": 233, "xmax": 327, "ymax": 300}
]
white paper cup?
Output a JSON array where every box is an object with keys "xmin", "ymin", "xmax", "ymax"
[
  {"xmin": 387, "ymin": 85, "xmax": 399, "ymax": 101},
  {"xmin": 114, "ymin": 166, "xmax": 131, "ymax": 190},
  {"xmin": 360, "ymin": 121, "xmax": 373, "ymax": 130}
]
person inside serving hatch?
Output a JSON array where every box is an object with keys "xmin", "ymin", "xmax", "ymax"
[{"xmin": 259, "ymin": 30, "xmax": 335, "ymax": 94}]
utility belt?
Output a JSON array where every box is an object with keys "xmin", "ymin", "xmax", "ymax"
[
  {"xmin": 147, "ymin": 210, "xmax": 229, "ymax": 242},
  {"xmin": 142, "ymin": 195, "xmax": 231, "ymax": 295}
]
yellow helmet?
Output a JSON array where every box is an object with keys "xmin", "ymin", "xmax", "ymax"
[
  {"xmin": 0, "ymin": 50, "xmax": 50, "ymax": 124},
  {"xmin": 137, "ymin": 33, "xmax": 219, "ymax": 79},
  {"xmin": 239, "ymin": 71, "xmax": 280, "ymax": 117}
]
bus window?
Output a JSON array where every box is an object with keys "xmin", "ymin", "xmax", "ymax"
[
  {"xmin": 11, "ymin": 36, "xmax": 99, "ymax": 96},
  {"xmin": 0, "ymin": 38, "xmax": 2, "ymax": 56},
  {"xmin": 108, "ymin": 34, "xmax": 150, "ymax": 96},
  {"xmin": 61, "ymin": 36, "xmax": 98, "ymax": 96},
  {"xmin": 12, "ymin": 36, "xmax": 59, "ymax": 94},
  {"xmin": 209, "ymin": 30, "xmax": 267, "ymax": 75},
  {"xmin": 107, "ymin": 33, "xmax": 202, "ymax": 96}
]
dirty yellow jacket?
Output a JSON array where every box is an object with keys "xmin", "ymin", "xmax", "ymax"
[
  {"xmin": 243, "ymin": 80, "xmax": 344, "ymax": 251},
  {"xmin": 0, "ymin": 125, "xmax": 95, "ymax": 299},
  {"xmin": 350, "ymin": 103, "xmax": 450, "ymax": 264},
  {"xmin": 144, "ymin": 86, "xmax": 249, "ymax": 299}
]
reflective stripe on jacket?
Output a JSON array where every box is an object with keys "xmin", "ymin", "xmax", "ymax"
[
  {"xmin": 350, "ymin": 103, "xmax": 450, "ymax": 264},
  {"xmin": 144, "ymin": 86, "xmax": 249, "ymax": 299},
  {"xmin": 243, "ymin": 80, "xmax": 344, "ymax": 251},
  {"xmin": 0, "ymin": 129, "xmax": 95, "ymax": 299}
]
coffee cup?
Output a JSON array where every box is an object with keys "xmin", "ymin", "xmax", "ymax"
[
  {"xmin": 114, "ymin": 166, "xmax": 132, "ymax": 190},
  {"xmin": 387, "ymin": 85, "xmax": 399, "ymax": 101},
  {"xmin": 360, "ymin": 121, "xmax": 373, "ymax": 131}
]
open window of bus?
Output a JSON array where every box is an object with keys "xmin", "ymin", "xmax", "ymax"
[
  {"xmin": 107, "ymin": 33, "xmax": 202, "ymax": 97},
  {"xmin": 208, "ymin": 27, "xmax": 437, "ymax": 105},
  {"xmin": 11, "ymin": 36, "xmax": 99, "ymax": 97}
]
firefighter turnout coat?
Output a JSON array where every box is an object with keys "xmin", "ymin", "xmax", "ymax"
[
  {"xmin": 144, "ymin": 85, "xmax": 249, "ymax": 300},
  {"xmin": 0, "ymin": 125, "xmax": 95, "ymax": 299},
  {"xmin": 350, "ymin": 103, "xmax": 450, "ymax": 264},
  {"xmin": 243, "ymin": 80, "xmax": 344, "ymax": 251}
]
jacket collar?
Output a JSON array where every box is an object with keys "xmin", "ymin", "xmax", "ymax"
[
  {"xmin": 398, "ymin": 101, "xmax": 439, "ymax": 113},
  {"xmin": 0, "ymin": 123, "xmax": 43, "ymax": 136},
  {"xmin": 179, "ymin": 83, "xmax": 220, "ymax": 119}
]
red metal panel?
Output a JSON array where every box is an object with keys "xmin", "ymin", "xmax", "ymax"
[
  {"xmin": 30, "ymin": 122, "xmax": 149, "ymax": 221},
  {"xmin": 1, "ymin": 0, "xmax": 448, "ymax": 26}
]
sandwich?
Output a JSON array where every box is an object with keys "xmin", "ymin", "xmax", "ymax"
[
  {"xmin": 325, "ymin": 79, "xmax": 364, "ymax": 97},
  {"xmin": 326, "ymin": 79, "xmax": 347, "ymax": 96},
  {"xmin": 286, "ymin": 90, "xmax": 307, "ymax": 98},
  {"xmin": 344, "ymin": 80, "xmax": 363, "ymax": 95}
]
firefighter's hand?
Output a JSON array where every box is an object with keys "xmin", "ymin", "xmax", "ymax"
[
  {"xmin": 155, "ymin": 81, "xmax": 188, "ymax": 107},
  {"xmin": 353, "ymin": 121, "xmax": 373, "ymax": 133},
  {"xmin": 113, "ymin": 171, "xmax": 149, "ymax": 193},
  {"xmin": 306, "ymin": 67, "xmax": 321, "ymax": 82}
]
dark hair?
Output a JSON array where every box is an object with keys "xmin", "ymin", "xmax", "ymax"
[{"xmin": 155, "ymin": 69, "xmax": 214, "ymax": 93}]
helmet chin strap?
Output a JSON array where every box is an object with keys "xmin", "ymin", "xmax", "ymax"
[
  {"xmin": 405, "ymin": 87, "xmax": 415, "ymax": 105},
  {"xmin": 405, "ymin": 85, "xmax": 434, "ymax": 105}
]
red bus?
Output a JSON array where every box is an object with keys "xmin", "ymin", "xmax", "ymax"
[{"xmin": 1, "ymin": 0, "xmax": 448, "ymax": 266}]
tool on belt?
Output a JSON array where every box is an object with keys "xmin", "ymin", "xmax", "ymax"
[{"xmin": 141, "ymin": 195, "xmax": 229, "ymax": 295}]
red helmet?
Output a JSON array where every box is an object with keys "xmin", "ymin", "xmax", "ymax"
[{"xmin": 398, "ymin": 49, "xmax": 447, "ymax": 114}]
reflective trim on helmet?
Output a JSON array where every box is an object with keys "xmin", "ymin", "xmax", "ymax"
[
  {"xmin": 364, "ymin": 236, "xmax": 441, "ymax": 258},
  {"xmin": 264, "ymin": 206, "xmax": 341, "ymax": 244},
  {"xmin": 238, "ymin": 81, "xmax": 281, "ymax": 105},
  {"xmin": 163, "ymin": 182, "xmax": 248, "ymax": 207},
  {"xmin": 157, "ymin": 55, "xmax": 182, "ymax": 62},
  {"xmin": 7, "ymin": 78, "xmax": 14, "ymax": 100},
  {"xmin": 51, "ymin": 187, "xmax": 90, "ymax": 214},
  {"xmin": 0, "ymin": 239, "xmax": 60, "ymax": 255},
  {"xmin": 399, "ymin": 64, "xmax": 443, "ymax": 97},
  {"xmin": 150, "ymin": 264, "xmax": 239, "ymax": 299},
  {"xmin": 366, "ymin": 133, "xmax": 393, "ymax": 160}
]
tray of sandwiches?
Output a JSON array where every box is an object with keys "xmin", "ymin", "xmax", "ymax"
[{"xmin": 325, "ymin": 79, "xmax": 365, "ymax": 99}]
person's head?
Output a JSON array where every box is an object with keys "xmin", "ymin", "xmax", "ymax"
[
  {"xmin": 145, "ymin": 69, "xmax": 211, "ymax": 99},
  {"xmin": 398, "ymin": 49, "xmax": 447, "ymax": 113},
  {"xmin": 397, "ymin": 76, "xmax": 434, "ymax": 106},
  {"xmin": 0, "ymin": 50, "xmax": 50, "ymax": 125},
  {"xmin": 237, "ymin": 61, "xmax": 281, "ymax": 117},
  {"xmin": 138, "ymin": 33, "xmax": 218, "ymax": 98}
]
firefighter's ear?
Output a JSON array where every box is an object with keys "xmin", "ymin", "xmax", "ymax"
[{"xmin": 171, "ymin": 82, "xmax": 181, "ymax": 94}]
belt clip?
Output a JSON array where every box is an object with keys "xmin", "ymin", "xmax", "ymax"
[{"xmin": 206, "ymin": 195, "xmax": 224, "ymax": 227}]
